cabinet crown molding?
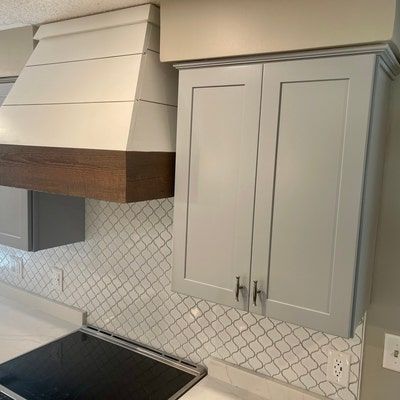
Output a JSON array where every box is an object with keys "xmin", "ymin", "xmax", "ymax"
[{"xmin": 175, "ymin": 43, "xmax": 400, "ymax": 78}]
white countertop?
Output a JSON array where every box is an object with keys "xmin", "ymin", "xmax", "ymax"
[
  {"xmin": 0, "ymin": 283, "xmax": 83, "ymax": 365},
  {"xmin": 181, "ymin": 377, "xmax": 265, "ymax": 400},
  {"xmin": 181, "ymin": 358, "xmax": 325, "ymax": 400}
]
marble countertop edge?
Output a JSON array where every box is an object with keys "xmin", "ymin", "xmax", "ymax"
[
  {"xmin": 181, "ymin": 358, "xmax": 327, "ymax": 400},
  {"xmin": 0, "ymin": 281, "xmax": 85, "ymax": 325}
]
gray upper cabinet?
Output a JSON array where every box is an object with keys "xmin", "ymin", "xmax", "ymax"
[
  {"xmin": 0, "ymin": 188, "xmax": 85, "ymax": 251},
  {"xmin": 173, "ymin": 48, "xmax": 397, "ymax": 337},
  {"xmin": 173, "ymin": 64, "xmax": 262, "ymax": 310}
]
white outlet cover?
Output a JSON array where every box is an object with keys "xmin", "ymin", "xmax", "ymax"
[
  {"xmin": 383, "ymin": 333, "xmax": 400, "ymax": 372},
  {"xmin": 51, "ymin": 268, "xmax": 63, "ymax": 292},
  {"xmin": 326, "ymin": 349, "xmax": 351, "ymax": 387},
  {"xmin": 9, "ymin": 256, "xmax": 23, "ymax": 278}
]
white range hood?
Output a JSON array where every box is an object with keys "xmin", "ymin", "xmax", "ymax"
[{"xmin": 0, "ymin": 4, "xmax": 178, "ymax": 202}]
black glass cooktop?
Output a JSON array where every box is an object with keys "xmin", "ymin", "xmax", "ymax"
[{"xmin": 0, "ymin": 330, "xmax": 203, "ymax": 400}]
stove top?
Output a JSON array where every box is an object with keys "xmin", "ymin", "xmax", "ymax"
[{"xmin": 0, "ymin": 328, "xmax": 205, "ymax": 400}]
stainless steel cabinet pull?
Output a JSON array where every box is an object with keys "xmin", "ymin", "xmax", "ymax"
[
  {"xmin": 235, "ymin": 276, "xmax": 244, "ymax": 302},
  {"xmin": 252, "ymin": 280, "xmax": 261, "ymax": 306}
]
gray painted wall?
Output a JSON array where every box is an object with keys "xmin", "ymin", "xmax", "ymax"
[
  {"xmin": 361, "ymin": 76, "xmax": 400, "ymax": 399},
  {"xmin": 0, "ymin": 26, "xmax": 34, "ymax": 77}
]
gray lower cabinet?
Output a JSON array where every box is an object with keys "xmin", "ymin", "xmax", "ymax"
[
  {"xmin": 0, "ymin": 186, "xmax": 85, "ymax": 251},
  {"xmin": 172, "ymin": 48, "xmax": 397, "ymax": 337}
]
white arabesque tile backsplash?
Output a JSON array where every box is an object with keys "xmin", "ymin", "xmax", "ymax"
[{"xmin": 0, "ymin": 198, "xmax": 363, "ymax": 400}]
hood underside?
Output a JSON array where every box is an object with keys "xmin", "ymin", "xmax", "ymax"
[{"xmin": 0, "ymin": 4, "xmax": 178, "ymax": 202}]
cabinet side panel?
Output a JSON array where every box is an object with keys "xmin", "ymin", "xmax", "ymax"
[
  {"xmin": 33, "ymin": 192, "xmax": 85, "ymax": 251},
  {"xmin": 352, "ymin": 61, "xmax": 392, "ymax": 331}
]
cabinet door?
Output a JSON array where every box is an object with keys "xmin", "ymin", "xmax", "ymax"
[
  {"xmin": 251, "ymin": 55, "xmax": 375, "ymax": 336},
  {"xmin": 173, "ymin": 65, "xmax": 262, "ymax": 310},
  {"xmin": 0, "ymin": 186, "xmax": 31, "ymax": 250}
]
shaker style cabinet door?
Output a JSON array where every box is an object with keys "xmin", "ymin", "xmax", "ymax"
[
  {"xmin": 173, "ymin": 64, "xmax": 262, "ymax": 310},
  {"xmin": 250, "ymin": 55, "xmax": 376, "ymax": 336}
]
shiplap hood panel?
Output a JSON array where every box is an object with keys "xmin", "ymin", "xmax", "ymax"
[{"xmin": 0, "ymin": 4, "xmax": 178, "ymax": 202}]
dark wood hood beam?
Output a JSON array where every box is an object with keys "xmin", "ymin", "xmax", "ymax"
[{"xmin": 0, "ymin": 145, "xmax": 175, "ymax": 203}]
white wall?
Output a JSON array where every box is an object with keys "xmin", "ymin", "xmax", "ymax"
[{"xmin": 160, "ymin": 0, "xmax": 399, "ymax": 62}]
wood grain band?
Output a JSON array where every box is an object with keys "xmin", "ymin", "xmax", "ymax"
[{"xmin": 0, "ymin": 144, "xmax": 175, "ymax": 203}]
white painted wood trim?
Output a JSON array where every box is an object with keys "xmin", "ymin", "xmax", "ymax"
[
  {"xmin": 35, "ymin": 4, "xmax": 159, "ymax": 40},
  {"xmin": 146, "ymin": 25, "xmax": 160, "ymax": 53},
  {"xmin": 0, "ymin": 282, "xmax": 85, "ymax": 325},
  {"xmin": 0, "ymin": 6, "xmax": 174, "ymax": 153},
  {"xmin": 128, "ymin": 100, "xmax": 176, "ymax": 152},
  {"xmin": 0, "ymin": 102, "xmax": 134, "ymax": 150},
  {"xmin": 137, "ymin": 51, "xmax": 178, "ymax": 106},
  {"xmin": 27, "ymin": 23, "xmax": 149, "ymax": 66},
  {"xmin": 175, "ymin": 43, "xmax": 400, "ymax": 77},
  {"xmin": 5, "ymin": 55, "xmax": 143, "ymax": 105}
]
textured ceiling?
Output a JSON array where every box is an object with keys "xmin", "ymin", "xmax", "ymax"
[{"xmin": 0, "ymin": 0, "xmax": 159, "ymax": 29}]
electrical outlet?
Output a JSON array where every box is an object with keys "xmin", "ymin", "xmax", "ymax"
[
  {"xmin": 383, "ymin": 333, "xmax": 400, "ymax": 372},
  {"xmin": 326, "ymin": 349, "xmax": 351, "ymax": 387},
  {"xmin": 9, "ymin": 256, "xmax": 23, "ymax": 279},
  {"xmin": 51, "ymin": 268, "xmax": 63, "ymax": 292}
]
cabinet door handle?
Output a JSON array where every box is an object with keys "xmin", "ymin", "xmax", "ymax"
[
  {"xmin": 252, "ymin": 280, "xmax": 261, "ymax": 306},
  {"xmin": 235, "ymin": 276, "xmax": 244, "ymax": 302}
]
